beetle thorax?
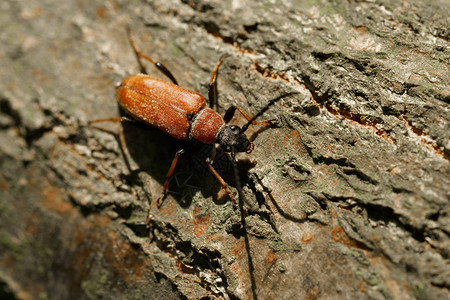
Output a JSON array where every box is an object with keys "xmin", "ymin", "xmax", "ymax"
[{"xmin": 190, "ymin": 108, "xmax": 225, "ymax": 144}]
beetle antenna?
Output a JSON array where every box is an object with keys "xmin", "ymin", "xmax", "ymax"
[
  {"xmin": 240, "ymin": 91, "xmax": 299, "ymax": 133},
  {"xmin": 230, "ymin": 152, "xmax": 250, "ymax": 207},
  {"xmin": 230, "ymin": 151, "xmax": 258, "ymax": 299}
]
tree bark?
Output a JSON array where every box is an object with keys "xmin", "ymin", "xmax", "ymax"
[{"xmin": 0, "ymin": 0, "xmax": 448, "ymax": 299}]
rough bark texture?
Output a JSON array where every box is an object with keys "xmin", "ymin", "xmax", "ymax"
[{"xmin": 0, "ymin": 0, "xmax": 449, "ymax": 299}]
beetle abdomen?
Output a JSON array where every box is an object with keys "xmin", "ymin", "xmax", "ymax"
[{"xmin": 117, "ymin": 74, "xmax": 206, "ymax": 139}]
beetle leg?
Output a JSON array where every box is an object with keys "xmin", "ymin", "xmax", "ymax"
[
  {"xmin": 208, "ymin": 54, "xmax": 230, "ymax": 109},
  {"xmin": 88, "ymin": 116, "xmax": 138, "ymax": 125},
  {"xmin": 223, "ymin": 105, "xmax": 273, "ymax": 126},
  {"xmin": 126, "ymin": 26, "xmax": 178, "ymax": 85},
  {"xmin": 157, "ymin": 148, "xmax": 185, "ymax": 207},
  {"xmin": 206, "ymin": 157, "xmax": 236, "ymax": 203}
]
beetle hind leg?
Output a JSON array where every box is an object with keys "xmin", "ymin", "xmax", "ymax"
[
  {"xmin": 208, "ymin": 54, "xmax": 230, "ymax": 109},
  {"xmin": 155, "ymin": 148, "xmax": 185, "ymax": 208},
  {"xmin": 88, "ymin": 116, "xmax": 137, "ymax": 125}
]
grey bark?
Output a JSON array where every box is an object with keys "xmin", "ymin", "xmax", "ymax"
[{"xmin": 0, "ymin": 0, "xmax": 449, "ymax": 299}]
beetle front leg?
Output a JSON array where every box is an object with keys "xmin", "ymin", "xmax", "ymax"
[
  {"xmin": 206, "ymin": 157, "xmax": 236, "ymax": 203},
  {"xmin": 156, "ymin": 148, "xmax": 185, "ymax": 207},
  {"xmin": 126, "ymin": 26, "xmax": 178, "ymax": 85},
  {"xmin": 223, "ymin": 105, "xmax": 273, "ymax": 126}
]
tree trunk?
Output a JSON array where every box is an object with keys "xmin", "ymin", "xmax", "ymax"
[{"xmin": 0, "ymin": 0, "xmax": 448, "ymax": 299}]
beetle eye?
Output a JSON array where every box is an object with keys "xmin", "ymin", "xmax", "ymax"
[{"xmin": 230, "ymin": 125, "xmax": 240, "ymax": 133}]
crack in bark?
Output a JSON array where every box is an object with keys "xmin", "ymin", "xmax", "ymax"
[
  {"xmin": 0, "ymin": 97, "xmax": 54, "ymax": 147},
  {"xmin": 251, "ymin": 62, "xmax": 397, "ymax": 144},
  {"xmin": 326, "ymin": 192, "xmax": 428, "ymax": 246},
  {"xmin": 153, "ymin": 271, "xmax": 189, "ymax": 300},
  {"xmin": 0, "ymin": 96, "xmax": 69, "ymax": 148},
  {"xmin": 144, "ymin": 219, "xmax": 235, "ymax": 299},
  {"xmin": 402, "ymin": 116, "xmax": 449, "ymax": 160},
  {"xmin": 251, "ymin": 62, "xmax": 450, "ymax": 163}
]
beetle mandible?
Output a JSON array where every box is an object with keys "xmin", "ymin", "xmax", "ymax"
[{"xmin": 90, "ymin": 27, "xmax": 297, "ymax": 205}]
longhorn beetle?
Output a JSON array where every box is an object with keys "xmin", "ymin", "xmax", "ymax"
[{"xmin": 90, "ymin": 27, "xmax": 297, "ymax": 205}]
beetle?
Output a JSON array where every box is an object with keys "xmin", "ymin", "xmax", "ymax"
[{"xmin": 90, "ymin": 27, "xmax": 297, "ymax": 205}]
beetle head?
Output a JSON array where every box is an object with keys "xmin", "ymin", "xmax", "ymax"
[{"xmin": 217, "ymin": 125, "xmax": 254, "ymax": 154}]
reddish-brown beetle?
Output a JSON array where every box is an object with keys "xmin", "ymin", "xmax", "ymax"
[{"xmin": 91, "ymin": 28, "xmax": 297, "ymax": 204}]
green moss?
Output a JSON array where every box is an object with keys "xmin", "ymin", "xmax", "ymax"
[
  {"xmin": 278, "ymin": 262, "xmax": 287, "ymax": 273},
  {"xmin": 365, "ymin": 272, "xmax": 391, "ymax": 298},
  {"xmin": 23, "ymin": 238, "xmax": 55, "ymax": 276},
  {"xmin": 174, "ymin": 204, "xmax": 192, "ymax": 221},
  {"xmin": 13, "ymin": 60, "xmax": 25, "ymax": 76},
  {"xmin": 0, "ymin": 200, "xmax": 12, "ymax": 221},
  {"xmin": 348, "ymin": 249, "xmax": 370, "ymax": 266},
  {"xmin": 268, "ymin": 236, "xmax": 302, "ymax": 253},
  {"xmin": 166, "ymin": 39, "xmax": 184, "ymax": 58},
  {"xmin": 0, "ymin": 232, "xmax": 23, "ymax": 260},
  {"xmin": 412, "ymin": 282, "xmax": 430, "ymax": 300},
  {"xmin": 302, "ymin": 0, "xmax": 319, "ymax": 7},
  {"xmin": 211, "ymin": 201, "xmax": 236, "ymax": 224},
  {"xmin": 245, "ymin": 215, "xmax": 274, "ymax": 238},
  {"xmin": 366, "ymin": 273, "xmax": 380, "ymax": 286},
  {"xmin": 206, "ymin": 201, "xmax": 241, "ymax": 235},
  {"xmin": 38, "ymin": 292, "xmax": 49, "ymax": 300},
  {"xmin": 81, "ymin": 270, "xmax": 109, "ymax": 300}
]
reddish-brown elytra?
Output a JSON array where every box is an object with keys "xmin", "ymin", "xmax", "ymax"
[
  {"xmin": 117, "ymin": 75, "xmax": 227, "ymax": 145},
  {"xmin": 90, "ymin": 27, "xmax": 297, "ymax": 205}
]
